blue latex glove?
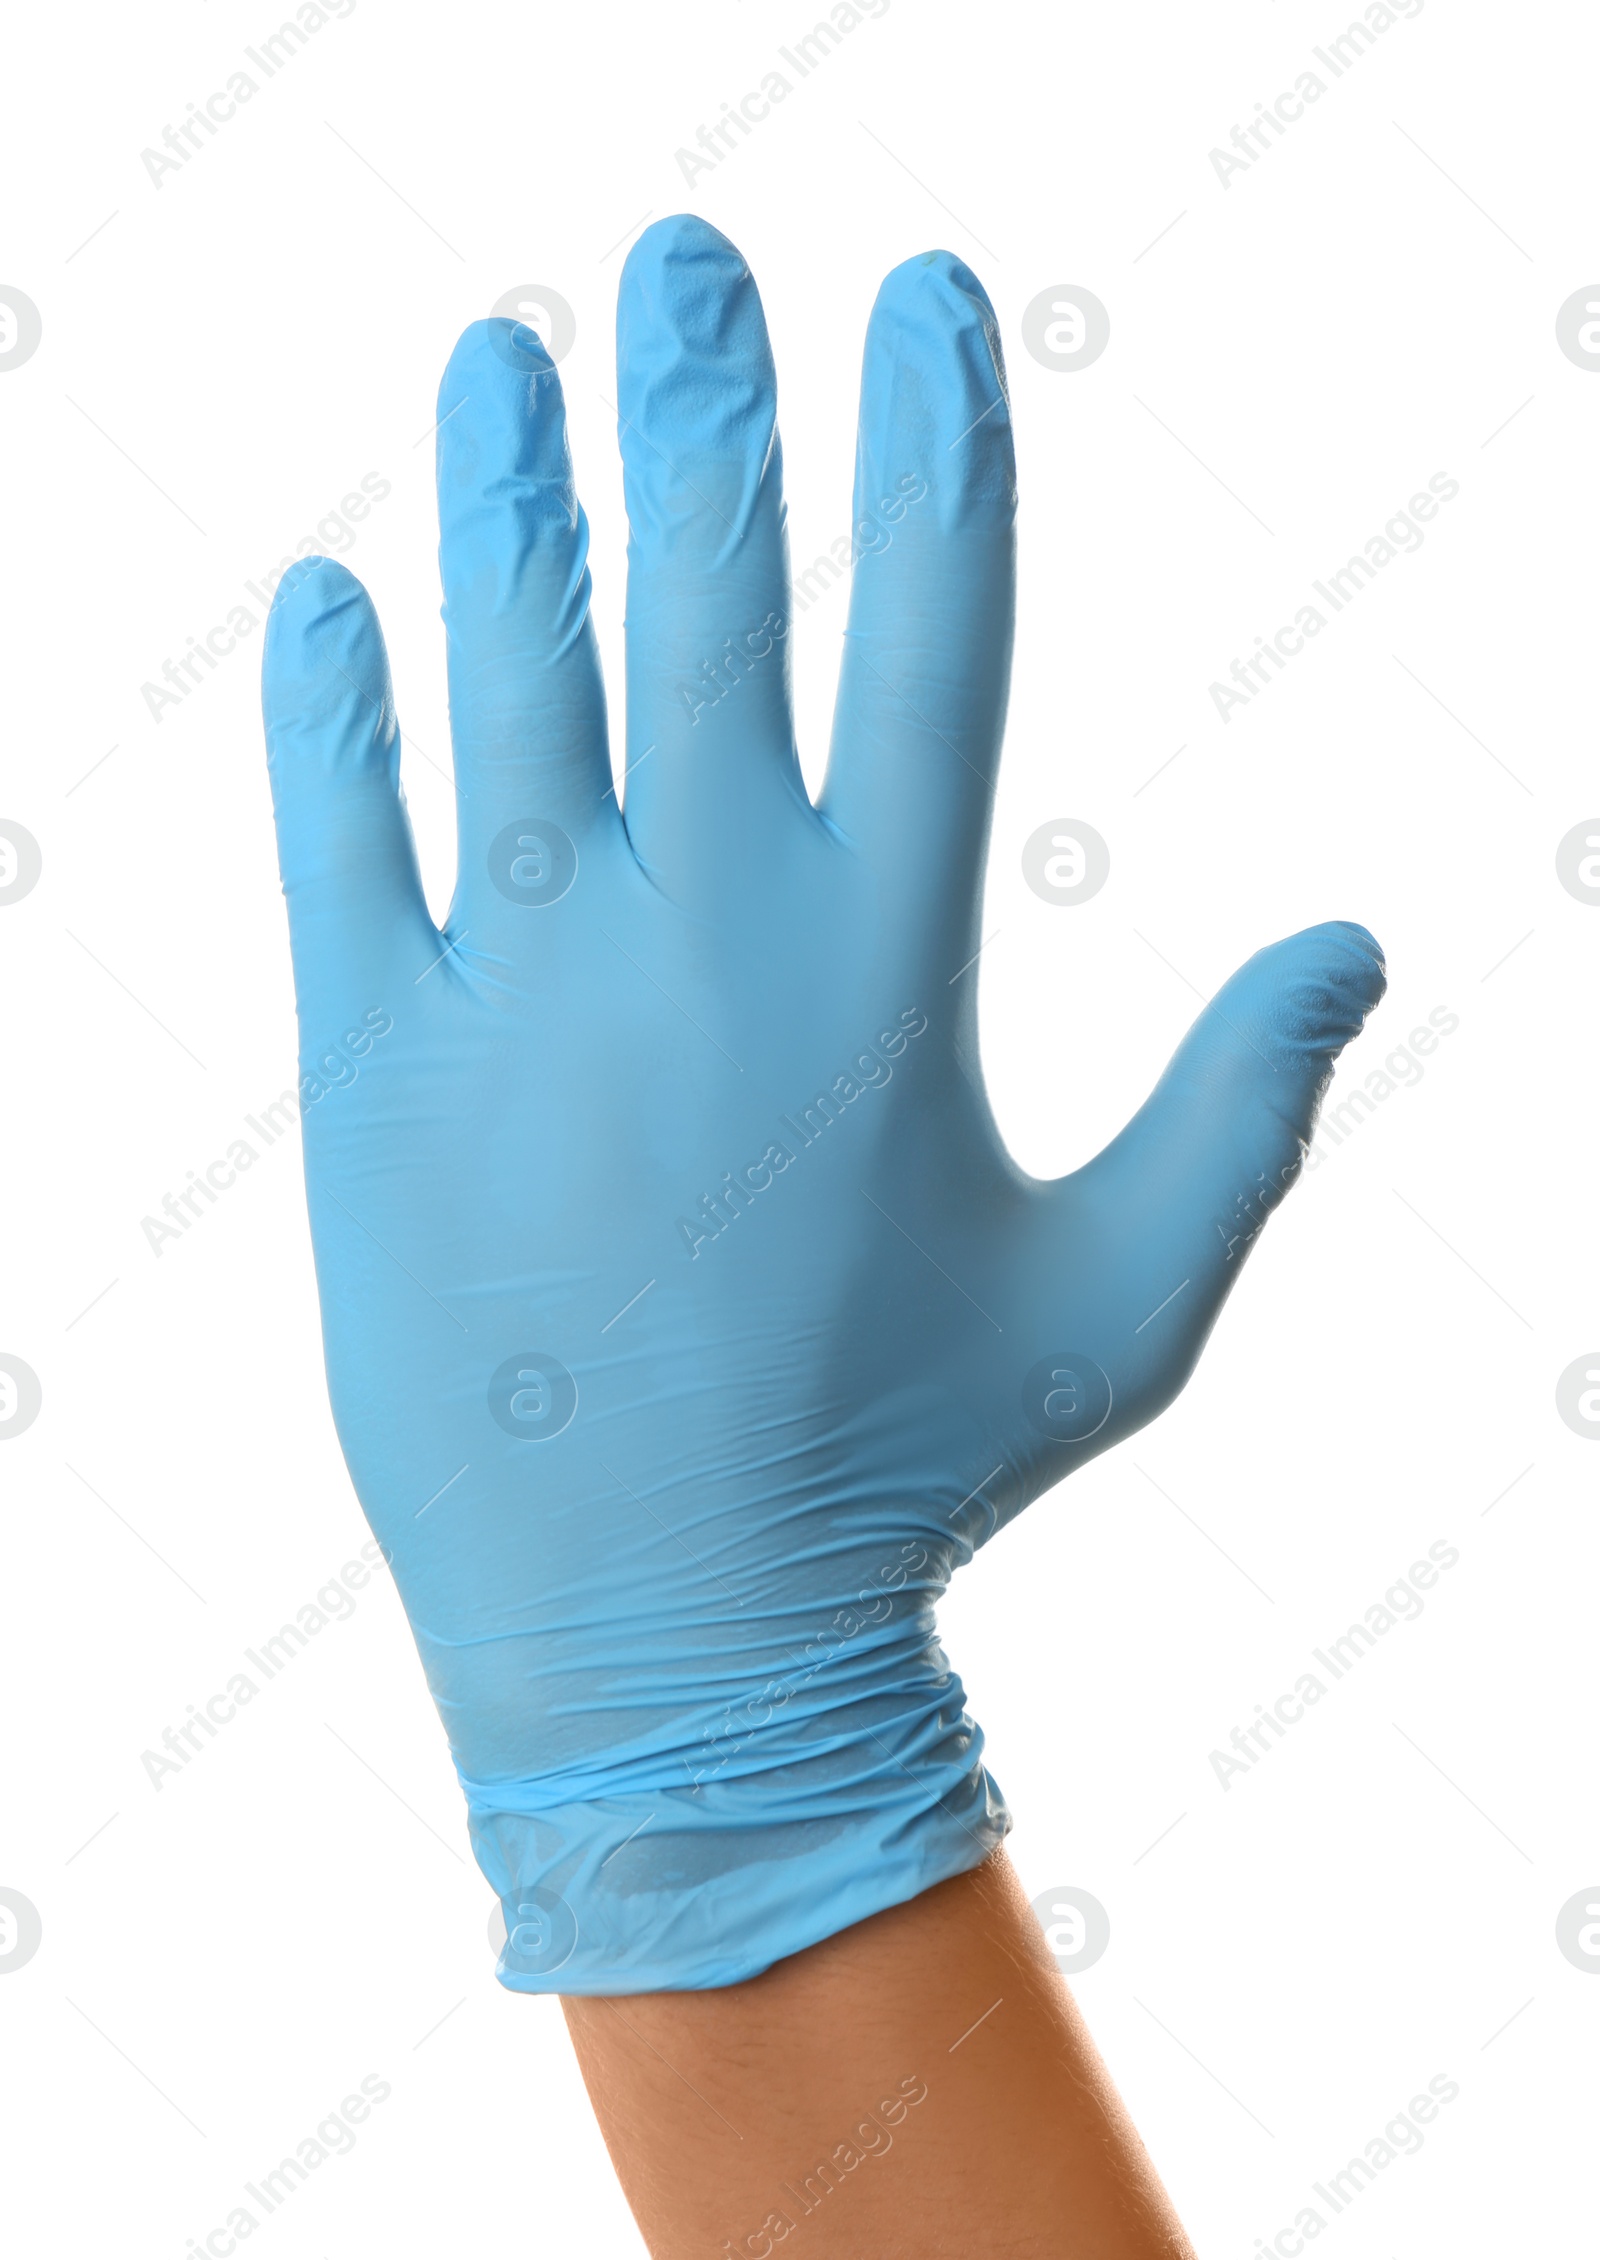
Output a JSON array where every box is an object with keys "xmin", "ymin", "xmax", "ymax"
[{"xmin": 262, "ymin": 217, "xmax": 1384, "ymax": 1993}]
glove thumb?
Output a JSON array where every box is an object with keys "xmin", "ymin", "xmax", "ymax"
[{"xmin": 1059, "ymin": 919, "xmax": 1386, "ymax": 1426}]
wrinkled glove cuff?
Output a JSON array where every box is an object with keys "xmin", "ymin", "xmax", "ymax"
[{"xmin": 470, "ymin": 1701, "xmax": 1010, "ymax": 1993}]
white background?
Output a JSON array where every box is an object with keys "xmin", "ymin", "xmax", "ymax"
[{"xmin": 1, "ymin": 1, "xmax": 1595, "ymax": 2253}]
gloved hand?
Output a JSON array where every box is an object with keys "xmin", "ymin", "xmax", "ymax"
[{"xmin": 261, "ymin": 216, "xmax": 1384, "ymax": 1994}]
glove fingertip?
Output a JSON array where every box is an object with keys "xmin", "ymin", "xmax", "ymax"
[
  {"xmin": 1268, "ymin": 920, "xmax": 1388, "ymax": 1051},
  {"xmin": 263, "ymin": 557, "xmax": 395, "ymax": 773},
  {"xmin": 1306, "ymin": 917, "xmax": 1386, "ymax": 987},
  {"xmin": 859, "ymin": 249, "xmax": 1013, "ymax": 532}
]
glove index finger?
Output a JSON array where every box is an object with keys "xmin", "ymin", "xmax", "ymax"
[{"xmin": 263, "ymin": 556, "xmax": 439, "ymax": 1018}]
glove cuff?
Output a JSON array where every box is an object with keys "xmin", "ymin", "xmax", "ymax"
[{"xmin": 471, "ymin": 1706, "xmax": 1010, "ymax": 1993}]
